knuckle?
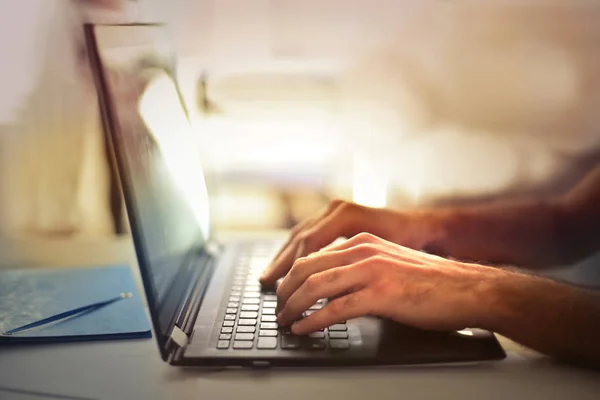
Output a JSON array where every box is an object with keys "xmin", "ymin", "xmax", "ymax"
[
  {"xmin": 354, "ymin": 232, "xmax": 377, "ymax": 243},
  {"xmin": 304, "ymin": 274, "xmax": 320, "ymax": 292},
  {"xmin": 370, "ymin": 255, "xmax": 390, "ymax": 267},
  {"xmin": 288, "ymin": 260, "xmax": 305, "ymax": 278},
  {"xmin": 341, "ymin": 293, "xmax": 361, "ymax": 309},
  {"xmin": 297, "ymin": 230, "xmax": 314, "ymax": 246},
  {"xmin": 336, "ymin": 200, "xmax": 356, "ymax": 215},
  {"xmin": 328, "ymin": 298, "xmax": 346, "ymax": 316},
  {"xmin": 323, "ymin": 268, "xmax": 339, "ymax": 284},
  {"xmin": 294, "ymin": 256, "xmax": 310, "ymax": 268},
  {"xmin": 352, "ymin": 243, "xmax": 378, "ymax": 257},
  {"xmin": 329, "ymin": 198, "xmax": 347, "ymax": 209}
]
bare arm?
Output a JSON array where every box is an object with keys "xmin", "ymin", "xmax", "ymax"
[
  {"xmin": 261, "ymin": 164, "xmax": 600, "ymax": 284},
  {"xmin": 274, "ymin": 233, "xmax": 600, "ymax": 368},
  {"xmin": 425, "ymin": 164, "xmax": 600, "ymax": 268},
  {"xmin": 481, "ymin": 269, "xmax": 600, "ymax": 368}
]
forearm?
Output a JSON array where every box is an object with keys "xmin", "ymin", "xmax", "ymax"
[
  {"xmin": 477, "ymin": 269, "xmax": 600, "ymax": 368},
  {"xmin": 417, "ymin": 165, "xmax": 600, "ymax": 268},
  {"xmin": 415, "ymin": 199, "xmax": 566, "ymax": 268}
]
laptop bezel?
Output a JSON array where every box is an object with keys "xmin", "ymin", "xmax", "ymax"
[{"xmin": 84, "ymin": 22, "xmax": 215, "ymax": 362}]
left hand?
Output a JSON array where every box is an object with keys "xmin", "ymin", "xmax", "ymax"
[{"xmin": 276, "ymin": 232, "xmax": 498, "ymax": 335}]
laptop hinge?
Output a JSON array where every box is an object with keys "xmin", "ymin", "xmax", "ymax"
[
  {"xmin": 170, "ymin": 326, "xmax": 189, "ymax": 348},
  {"xmin": 205, "ymin": 239, "xmax": 222, "ymax": 257}
]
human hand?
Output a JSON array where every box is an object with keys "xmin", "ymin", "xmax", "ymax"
[
  {"xmin": 275, "ymin": 232, "xmax": 498, "ymax": 335},
  {"xmin": 259, "ymin": 200, "xmax": 445, "ymax": 286}
]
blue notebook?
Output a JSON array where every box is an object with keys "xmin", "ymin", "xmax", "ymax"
[{"xmin": 0, "ymin": 265, "xmax": 152, "ymax": 343}]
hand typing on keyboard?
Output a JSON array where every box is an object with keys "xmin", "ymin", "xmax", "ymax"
[
  {"xmin": 273, "ymin": 232, "xmax": 492, "ymax": 335},
  {"xmin": 258, "ymin": 168, "xmax": 600, "ymax": 367}
]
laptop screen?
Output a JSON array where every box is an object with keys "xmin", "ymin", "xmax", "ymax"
[{"xmin": 87, "ymin": 24, "xmax": 211, "ymax": 356}]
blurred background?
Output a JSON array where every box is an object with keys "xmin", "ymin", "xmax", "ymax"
[{"xmin": 1, "ymin": 0, "xmax": 600, "ymax": 238}]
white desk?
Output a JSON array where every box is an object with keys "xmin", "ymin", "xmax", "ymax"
[{"xmin": 1, "ymin": 235, "xmax": 599, "ymax": 400}]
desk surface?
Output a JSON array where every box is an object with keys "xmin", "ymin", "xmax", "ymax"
[{"xmin": 1, "ymin": 234, "xmax": 599, "ymax": 400}]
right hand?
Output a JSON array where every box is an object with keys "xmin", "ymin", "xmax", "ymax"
[{"xmin": 259, "ymin": 199, "xmax": 445, "ymax": 285}]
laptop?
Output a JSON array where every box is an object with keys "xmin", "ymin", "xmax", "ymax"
[{"xmin": 85, "ymin": 23, "xmax": 506, "ymax": 368}]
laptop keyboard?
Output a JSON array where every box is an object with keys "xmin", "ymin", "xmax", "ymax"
[{"xmin": 216, "ymin": 243, "xmax": 350, "ymax": 351}]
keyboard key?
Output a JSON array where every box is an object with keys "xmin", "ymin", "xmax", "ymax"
[
  {"xmin": 242, "ymin": 298, "xmax": 260, "ymax": 304},
  {"xmin": 224, "ymin": 315, "xmax": 236, "ymax": 321},
  {"xmin": 240, "ymin": 311, "xmax": 258, "ymax": 319},
  {"xmin": 219, "ymin": 333, "xmax": 232, "ymax": 340},
  {"xmin": 309, "ymin": 303, "xmax": 323, "ymax": 310},
  {"xmin": 261, "ymin": 315, "xmax": 277, "ymax": 322},
  {"xmin": 222, "ymin": 321, "xmax": 234, "ymax": 327},
  {"xmin": 260, "ymin": 322, "xmax": 278, "ymax": 330},
  {"xmin": 237, "ymin": 325, "xmax": 256, "ymax": 333},
  {"xmin": 262, "ymin": 308, "xmax": 276, "ymax": 315},
  {"xmin": 243, "ymin": 292, "xmax": 260, "ymax": 298},
  {"xmin": 281, "ymin": 335, "xmax": 301, "ymax": 349},
  {"xmin": 329, "ymin": 324, "xmax": 347, "ymax": 331},
  {"xmin": 241, "ymin": 304, "xmax": 259, "ymax": 311},
  {"xmin": 263, "ymin": 301, "xmax": 277, "ymax": 308},
  {"xmin": 233, "ymin": 341, "xmax": 253, "ymax": 349},
  {"xmin": 303, "ymin": 310, "xmax": 317, "ymax": 317},
  {"xmin": 279, "ymin": 326, "xmax": 292, "ymax": 335},
  {"xmin": 245, "ymin": 285, "xmax": 261, "ymax": 292},
  {"xmin": 235, "ymin": 333, "xmax": 255, "ymax": 341},
  {"xmin": 306, "ymin": 338, "xmax": 326, "ymax": 350},
  {"xmin": 231, "ymin": 286, "xmax": 242, "ymax": 292},
  {"xmin": 330, "ymin": 339, "xmax": 350, "ymax": 350},
  {"xmin": 221, "ymin": 327, "xmax": 233, "ymax": 333},
  {"xmin": 217, "ymin": 340, "xmax": 230, "ymax": 349},
  {"xmin": 329, "ymin": 331, "xmax": 348, "ymax": 339},
  {"xmin": 229, "ymin": 296, "xmax": 240, "ymax": 302},
  {"xmin": 263, "ymin": 295, "xmax": 277, "ymax": 301},
  {"xmin": 259, "ymin": 330, "xmax": 278, "ymax": 337},
  {"xmin": 308, "ymin": 331, "xmax": 325, "ymax": 338},
  {"xmin": 230, "ymin": 291, "xmax": 241, "ymax": 297},
  {"xmin": 257, "ymin": 337, "xmax": 278, "ymax": 349},
  {"xmin": 227, "ymin": 302, "xmax": 239, "ymax": 308},
  {"xmin": 238, "ymin": 319, "xmax": 257, "ymax": 326},
  {"xmin": 226, "ymin": 308, "xmax": 237, "ymax": 314}
]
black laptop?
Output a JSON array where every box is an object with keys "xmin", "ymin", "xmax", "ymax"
[{"xmin": 85, "ymin": 23, "xmax": 506, "ymax": 367}]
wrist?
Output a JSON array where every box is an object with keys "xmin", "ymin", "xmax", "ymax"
[
  {"xmin": 469, "ymin": 266, "xmax": 547, "ymax": 334},
  {"xmin": 467, "ymin": 266, "xmax": 513, "ymax": 332},
  {"xmin": 407, "ymin": 208, "xmax": 454, "ymax": 253}
]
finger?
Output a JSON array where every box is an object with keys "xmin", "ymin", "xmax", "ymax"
[
  {"xmin": 260, "ymin": 200, "xmax": 347, "ymax": 284},
  {"xmin": 292, "ymin": 202, "xmax": 367, "ymax": 261},
  {"xmin": 259, "ymin": 219, "xmax": 315, "ymax": 286},
  {"xmin": 317, "ymin": 231, "xmax": 381, "ymax": 253},
  {"xmin": 315, "ymin": 232, "xmax": 428, "ymax": 268},
  {"xmin": 270, "ymin": 217, "xmax": 315, "ymax": 264},
  {"xmin": 290, "ymin": 290, "xmax": 373, "ymax": 335},
  {"xmin": 277, "ymin": 264, "xmax": 371, "ymax": 326},
  {"xmin": 276, "ymin": 249, "xmax": 356, "ymax": 306}
]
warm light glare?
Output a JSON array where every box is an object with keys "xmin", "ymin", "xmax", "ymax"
[
  {"xmin": 138, "ymin": 72, "xmax": 211, "ymax": 238},
  {"xmin": 351, "ymin": 155, "xmax": 389, "ymax": 208},
  {"xmin": 190, "ymin": 109, "xmax": 342, "ymax": 175}
]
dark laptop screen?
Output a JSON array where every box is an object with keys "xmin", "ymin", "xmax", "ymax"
[{"xmin": 87, "ymin": 24, "xmax": 211, "ymax": 356}]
